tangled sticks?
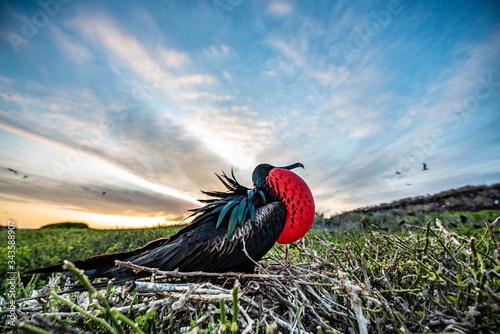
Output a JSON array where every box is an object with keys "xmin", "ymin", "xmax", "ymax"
[{"xmin": 8, "ymin": 221, "xmax": 500, "ymax": 333}]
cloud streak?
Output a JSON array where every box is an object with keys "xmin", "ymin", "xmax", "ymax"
[{"xmin": 0, "ymin": 0, "xmax": 499, "ymax": 228}]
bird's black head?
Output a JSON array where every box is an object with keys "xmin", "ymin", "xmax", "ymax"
[{"xmin": 252, "ymin": 162, "xmax": 304, "ymax": 188}]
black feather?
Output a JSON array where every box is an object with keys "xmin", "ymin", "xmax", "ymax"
[{"xmin": 27, "ymin": 168, "xmax": 284, "ymax": 279}]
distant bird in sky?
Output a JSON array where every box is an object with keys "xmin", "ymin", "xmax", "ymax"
[
  {"xmin": 395, "ymin": 171, "xmax": 401, "ymax": 175},
  {"xmin": 102, "ymin": 191, "xmax": 106, "ymax": 196},
  {"xmin": 29, "ymin": 163, "xmax": 315, "ymax": 278},
  {"xmin": 6, "ymin": 168, "xmax": 18, "ymax": 175},
  {"xmin": 5, "ymin": 168, "xmax": 29, "ymax": 179},
  {"xmin": 422, "ymin": 163, "xmax": 428, "ymax": 171}
]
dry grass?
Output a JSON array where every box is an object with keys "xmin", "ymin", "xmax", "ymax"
[{"xmin": 2, "ymin": 217, "xmax": 499, "ymax": 333}]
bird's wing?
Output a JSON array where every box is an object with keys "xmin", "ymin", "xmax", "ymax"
[
  {"xmin": 6, "ymin": 168, "xmax": 18, "ymax": 175},
  {"xmin": 180, "ymin": 188, "xmax": 266, "ymax": 240},
  {"xmin": 27, "ymin": 202, "xmax": 286, "ymax": 278},
  {"xmin": 95, "ymin": 201, "xmax": 286, "ymax": 278},
  {"xmin": 27, "ymin": 170, "xmax": 283, "ymax": 279},
  {"xmin": 25, "ymin": 240, "xmax": 169, "ymax": 275}
]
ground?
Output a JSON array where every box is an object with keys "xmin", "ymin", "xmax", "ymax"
[{"xmin": 0, "ymin": 211, "xmax": 499, "ymax": 333}]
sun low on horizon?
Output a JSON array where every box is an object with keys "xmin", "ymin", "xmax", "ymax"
[
  {"xmin": 3, "ymin": 200, "xmax": 186, "ymax": 230},
  {"xmin": 1, "ymin": 0, "xmax": 499, "ymax": 229}
]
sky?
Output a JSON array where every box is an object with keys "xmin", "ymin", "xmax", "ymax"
[{"xmin": 0, "ymin": 0, "xmax": 499, "ymax": 229}]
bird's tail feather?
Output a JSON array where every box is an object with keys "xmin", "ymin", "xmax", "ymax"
[
  {"xmin": 26, "ymin": 251, "xmax": 132, "ymax": 278},
  {"xmin": 26, "ymin": 237, "xmax": 170, "ymax": 278}
]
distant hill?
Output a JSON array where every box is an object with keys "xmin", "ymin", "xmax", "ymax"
[
  {"xmin": 40, "ymin": 222, "xmax": 90, "ymax": 229},
  {"xmin": 318, "ymin": 183, "xmax": 500, "ymax": 233},
  {"xmin": 349, "ymin": 183, "xmax": 500, "ymax": 215}
]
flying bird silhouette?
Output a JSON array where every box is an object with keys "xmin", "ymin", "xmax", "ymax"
[
  {"xmin": 395, "ymin": 171, "xmax": 401, "ymax": 175},
  {"xmin": 422, "ymin": 163, "xmax": 428, "ymax": 171},
  {"xmin": 6, "ymin": 168, "xmax": 18, "ymax": 175},
  {"xmin": 102, "ymin": 191, "xmax": 106, "ymax": 196},
  {"xmin": 28, "ymin": 163, "xmax": 315, "ymax": 279},
  {"xmin": 23, "ymin": 175, "xmax": 28, "ymax": 179}
]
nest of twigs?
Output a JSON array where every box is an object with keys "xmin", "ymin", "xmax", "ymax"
[{"xmin": 4, "ymin": 218, "xmax": 500, "ymax": 333}]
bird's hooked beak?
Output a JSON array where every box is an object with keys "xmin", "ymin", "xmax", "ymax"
[
  {"xmin": 278, "ymin": 162, "xmax": 304, "ymax": 170},
  {"xmin": 251, "ymin": 162, "xmax": 304, "ymax": 188}
]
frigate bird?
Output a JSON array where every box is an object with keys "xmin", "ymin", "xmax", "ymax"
[
  {"xmin": 6, "ymin": 168, "xmax": 18, "ymax": 175},
  {"xmin": 28, "ymin": 163, "xmax": 315, "ymax": 279}
]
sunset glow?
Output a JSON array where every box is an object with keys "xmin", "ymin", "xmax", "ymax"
[{"xmin": 1, "ymin": 1, "xmax": 499, "ymax": 229}]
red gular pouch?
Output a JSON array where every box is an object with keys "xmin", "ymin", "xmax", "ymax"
[{"xmin": 266, "ymin": 168, "xmax": 315, "ymax": 244}]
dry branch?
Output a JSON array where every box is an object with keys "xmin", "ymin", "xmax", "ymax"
[{"xmin": 115, "ymin": 260, "xmax": 283, "ymax": 280}]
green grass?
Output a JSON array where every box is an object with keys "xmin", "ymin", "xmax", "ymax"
[
  {"xmin": 318, "ymin": 209, "xmax": 500, "ymax": 234},
  {"xmin": 0, "ymin": 225, "xmax": 181, "ymax": 287},
  {"xmin": 1, "ymin": 211, "xmax": 499, "ymax": 333}
]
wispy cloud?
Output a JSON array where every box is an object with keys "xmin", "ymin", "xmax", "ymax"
[
  {"xmin": 0, "ymin": 0, "xmax": 498, "ymax": 227},
  {"xmin": 50, "ymin": 26, "xmax": 93, "ymax": 64},
  {"xmin": 160, "ymin": 48, "xmax": 190, "ymax": 68},
  {"xmin": 267, "ymin": 1, "xmax": 294, "ymax": 16},
  {"xmin": 203, "ymin": 44, "xmax": 233, "ymax": 57}
]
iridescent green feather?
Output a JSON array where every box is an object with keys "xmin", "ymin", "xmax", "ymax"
[
  {"xmin": 216, "ymin": 200, "xmax": 239, "ymax": 229},
  {"xmin": 218, "ymin": 188, "xmax": 267, "ymax": 239},
  {"xmin": 249, "ymin": 202, "xmax": 256, "ymax": 223},
  {"xmin": 184, "ymin": 169, "xmax": 268, "ymax": 240},
  {"xmin": 227, "ymin": 199, "xmax": 245, "ymax": 238}
]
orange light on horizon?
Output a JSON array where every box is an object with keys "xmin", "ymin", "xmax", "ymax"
[{"xmin": 0, "ymin": 197, "xmax": 190, "ymax": 229}]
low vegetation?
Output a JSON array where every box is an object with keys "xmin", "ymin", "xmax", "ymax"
[
  {"xmin": 344, "ymin": 183, "xmax": 500, "ymax": 214},
  {"xmin": 0, "ymin": 212, "xmax": 499, "ymax": 333},
  {"xmin": 0, "ymin": 225, "xmax": 181, "ymax": 282},
  {"xmin": 39, "ymin": 222, "xmax": 91, "ymax": 230}
]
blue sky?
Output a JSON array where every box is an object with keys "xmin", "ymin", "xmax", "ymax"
[{"xmin": 0, "ymin": 0, "xmax": 499, "ymax": 228}]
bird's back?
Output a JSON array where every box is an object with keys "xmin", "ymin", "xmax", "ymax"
[{"xmin": 36, "ymin": 201, "xmax": 287, "ymax": 279}]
